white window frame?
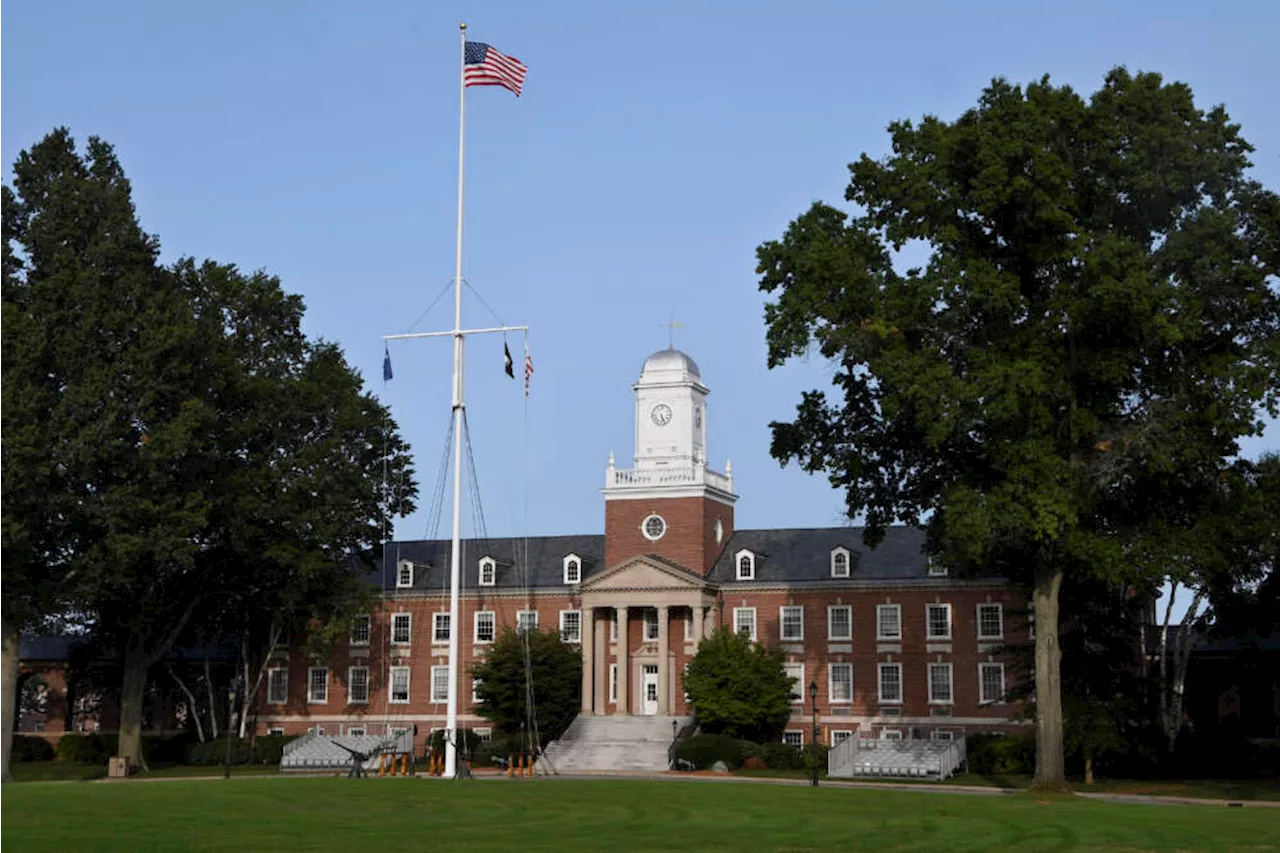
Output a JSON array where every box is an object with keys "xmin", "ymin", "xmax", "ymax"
[
  {"xmin": 977, "ymin": 603, "xmax": 1004, "ymax": 641},
  {"xmin": 927, "ymin": 557, "xmax": 948, "ymax": 577},
  {"xmin": 828, "ymin": 605, "xmax": 852, "ymax": 641},
  {"xmin": 881, "ymin": 728, "xmax": 903, "ymax": 741},
  {"xmin": 391, "ymin": 612, "xmax": 412, "ymax": 646},
  {"xmin": 684, "ymin": 609, "xmax": 694, "ymax": 642},
  {"xmin": 267, "ymin": 667, "xmax": 288, "ymax": 704},
  {"xmin": 396, "ymin": 560, "xmax": 414, "ymax": 588},
  {"xmin": 475, "ymin": 727, "xmax": 492, "ymax": 742},
  {"xmin": 931, "ymin": 729, "xmax": 955, "ymax": 742},
  {"xmin": 733, "ymin": 607, "xmax": 756, "ymax": 641},
  {"xmin": 471, "ymin": 678, "xmax": 483, "ymax": 704},
  {"xmin": 783, "ymin": 662, "xmax": 805, "ymax": 704},
  {"xmin": 641, "ymin": 514, "xmax": 667, "ymax": 541},
  {"xmin": 430, "ymin": 665, "xmax": 449, "ymax": 703},
  {"xmin": 928, "ymin": 662, "xmax": 954, "ymax": 704},
  {"xmin": 830, "ymin": 729, "xmax": 854, "ymax": 746},
  {"xmin": 474, "ymin": 610, "xmax": 496, "ymax": 644},
  {"xmin": 347, "ymin": 666, "xmax": 370, "ymax": 704},
  {"xmin": 830, "ymin": 547, "xmax": 850, "ymax": 578},
  {"xmin": 643, "ymin": 608, "xmax": 659, "ymax": 641},
  {"xmin": 307, "ymin": 667, "xmax": 328, "ymax": 704},
  {"xmin": 563, "ymin": 554, "xmax": 582, "ymax": 585},
  {"xmin": 267, "ymin": 727, "xmax": 285, "ymax": 736},
  {"xmin": 349, "ymin": 614, "xmax": 371, "ymax": 646},
  {"xmin": 779, "ymin": 606, "xmax": 804, "ymax": 642},
  {"xmin": 979, "ymin": 662, "xmax": 1006, "ymax": 705},
  {"xmin": 433, "ymin": 612, "xmax": 451, "ymax": 645},
  {"xmin": 389, "ymin": 666, "xmax": 410, "ymax": 704},
  {"xmin": 829, "ymin": 663, "xmax": 853, "ymax": 704},
  {"xmin": 479, "ymin": 556, "xmax": 496, "ymax": 587},
  {"xmin": 559, "ymin": 610, "xmax": 582, "ymax": 643},
  {"xmin": 517, "ymin": 610, "xmax": 538, "ymax": 633},
  {"xmin": 609, "ymin": 663, "xmax": 618, "ymax": 703},
  {"xmin": 878, "ymin": 662, "xmax": 903, "ymax": 704},
  {"xmin": 347, "ymin": 726, "xmax": 367, "ymax": 737},
  {"xmin": 735, "ymin": 549, "xmax": 755, "ymax": 580},
  {"xmin": 782, "ymin": 730, "xmax": 804, "ymax": 748},
  {"xmin": 926, "ymin": 603, "xmax": 952, "ymax": 640},
  {"xmin": 876, "ymin": 604, "xmax": 902, "ymax": 640}
]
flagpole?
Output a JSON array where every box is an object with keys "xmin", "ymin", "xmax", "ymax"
[{"xmin": 443, "ymin": 19, "xmax": 467, "ymax": 781}]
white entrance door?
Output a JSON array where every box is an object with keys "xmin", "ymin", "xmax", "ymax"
[{"xmin": 641, "ymin": 664, "xmax": 659, "ymax": 715}]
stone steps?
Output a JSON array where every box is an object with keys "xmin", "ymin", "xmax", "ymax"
[{"xmin": 539, "ymin": 715, "xmax": 693, "ymax": 773}]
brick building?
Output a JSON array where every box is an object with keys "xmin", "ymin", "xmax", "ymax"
[{"xmin": 256, "ymin": 347, "xmax": 1028, "ymax": 751}]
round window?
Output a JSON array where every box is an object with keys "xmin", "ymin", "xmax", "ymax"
[{"xmin": 642, "ymin": 514, "xmax": 667, "ymax": 541}]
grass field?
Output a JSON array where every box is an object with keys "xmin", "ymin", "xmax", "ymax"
[{"xmin": 4, "ymin": 778, "xmax": 1279, "ymax": 852}]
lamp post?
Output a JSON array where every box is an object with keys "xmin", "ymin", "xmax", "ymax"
[{"xmin": 808, "ymin": 680, "xmax": 819, "ymax": 788}]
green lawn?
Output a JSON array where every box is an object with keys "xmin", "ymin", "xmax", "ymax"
[{"xmin": 4, "ymin": 778, "xmax": 1278, "ymax": 852}]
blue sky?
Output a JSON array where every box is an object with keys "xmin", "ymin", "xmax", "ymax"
[{"xmin": 4, "ymin": 0, "xmax": 1278, "ymax": 553}]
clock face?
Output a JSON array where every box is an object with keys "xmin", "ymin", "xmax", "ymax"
[{"xmin": 650, "ymin": 404, "xmax": 673, "ymax": 427}]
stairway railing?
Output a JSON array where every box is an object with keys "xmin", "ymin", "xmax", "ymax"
[{"xmin": 668, "ymin": 718, "xmax": 697, "ymax": 769}]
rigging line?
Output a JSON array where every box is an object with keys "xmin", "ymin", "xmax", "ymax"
[
  {"xmin": 378, "ymin": 362, "xmax": 393, "ymax": 743},
  {"xmin": 460, "ymin": 278, "xmax": 506, "ymax": 328},
  {"xmin": 404, "ymin": 279, "xmax": 458, "ymax": 336},
  {"xmin": 430, "ymin": 413, "xmax": 455, "ymax": 600}
]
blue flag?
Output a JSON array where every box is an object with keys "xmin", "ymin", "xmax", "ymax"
[{"xmin": 383, "ymin": 347, "xmax": 393, "ymax": 382}]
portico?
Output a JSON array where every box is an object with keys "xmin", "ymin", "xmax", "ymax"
[{"xmin": 577, "ymin": 555, "xmax": 718, "ymax": 716}]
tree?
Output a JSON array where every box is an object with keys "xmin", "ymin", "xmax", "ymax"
[
  {"xmin": 756, "ymin": 69, "xmax": 1280, "ymax": 789},
  {"xmin": 471, "ymin": 628, "xmax": 581, "ymax": 746},
  {"xmin": 683, "ymin": 628, "xmax": 793, "ymax": 740}
]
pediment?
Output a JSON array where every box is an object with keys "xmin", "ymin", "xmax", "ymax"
[{"xmin": 581, "ymin": 555, "xmax": 705, "ymax": 592}]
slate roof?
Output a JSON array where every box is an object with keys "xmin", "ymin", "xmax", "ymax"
[
  {"xmin": 366, "ymin": 534, "xmax": 606, "ymax": 592},
  {"xmin": 707, "ymin": 526, "xmax": 933, "ymax": 585}
]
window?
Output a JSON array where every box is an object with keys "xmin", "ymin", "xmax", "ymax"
[
  {"xmin": 268, "ymin": 727, "xmax": 285, "ymax": 736},
  {"xmin": 479, "ymin": 557, "xmax": 496, "ymax": 586},
  {"xmin": 309, "ymin": 725, "xmax": 326, "ymax": 736},
  {"xmin": 391, "ymin": 613, "xmax": 412, "ymax": 645},
  {"xmin": 643, "ymin": 609, "xmax": 659, "ymax": 641},
  {"xmin": 517, "ymin": 610, "xmax": 538, "ymax": 633},
  {"xmin": 611, "ymin": 614, "xmax": 619, "ymax": 641},
  {"xmin": 881, "ymin": 729, "xmax": 903, "ymax": 741},
  {"xmin": 1028, "ymin": 600, "xmax": 1035, "ymax": 640},
  {"xmin": 560, "ymin": 610, "xmax": 582, "ymax": 643},
  {"xmin": 563, "ymin": 555, "xmax": 582, "ymax": 585},
  {"xmin": 783, "ymin": 663, "xmax": 805, "ymax": 704},
  {"xmin": 474, "ymin": 611, "xmax": 496, "ymax": 644},
  {"xmin": 928, "ymin": 663, "xmax": 953, "ymax": 704},
  {"xmin": 829, "ymin": 663, "xmax": 853, "ymax": 703},
  {"xmin": 735, "ymin": 550, "xmax": 755, "ymax": 580},
  {"xmin": 472, "ymin": 678, "xmax": 483, "ymax": 704},
  {"xmin": 927, "ymin": 557, "xmax": 948, "ymax": 577},
  {"xmin": 388, "ymin": 666, "xmax": 410, "ymax": 704},
  {"xmin": 308, "ymin": 667, "xmax": 328, "ymax": 704},
  {"xmin": 831, "ymin": 548, "xmax": 850, "ymax": 578},
  {"xmin": 714, "ymin": 517, "xmax": 724, "ymax": 544},
  {"xmin": 733, "ymin": 607, "xmax": 756, "ymax": 641},
  {"xmin": 978, "ymin": 603, "xmax": 1003, "ymax": 640},
  {"xmin": 782, "ymin": 730, "xmax": 804, "ymax": 748},
  {"xmin": 931, "ymin": 730, "xmax": 955, "ymax": 742},
  {"xmin": 878, "ymin": 663, "xmax": 903, "ymax": 704},
  {"xmin": 347, "ymin": 727, "xmax": 366, "ymax": 736},
  {"xmin": 642, "ymin": 514, "xmax": 667, "ymax": 541},
  {"xmin": 780, "ymin": 606, "xmax": 804, "ymax": 642},
  {"xmin": 979, "ymin": 663, "xmax": 1006, "ymax": 704},
  {"xmin": 433, "ymin": 612, "xmax": 451, "ymax": 644},
  {"xmin": 828, "ymin": 605, "xmax": 852, "ymax": 641},
  {"xmin": 831, "ymin": 730, "xmax": 854, "ymax": 746},
  {"xmin": 348, "ymin": 666, "xmax": 369, "ymax": 704},
  {"xmin": 397, "ymin": 560, "xmax": 414, "ymax": 588},
  {"xmin": 609, "ymin": 664, "xmax": 618, "ymax": 703},
  {"xmin": 684, "ymin": 610, "xmax": 694, "ymax": 642},
  {"xmin": 877, "ymin": 604, "xmax": 902, "ymax": 640},
  {"xmin": 926, "ymin": 604, "xmax": 952, "ymax": 640},
  {"xmin": 430, "ymin": 666, "xmax": 449, "ymax": 703},
  {"xmin": 475, "ymin": 727, "xmax": 493, "ymax": 742},
  {"xmin": 267, "ymin": 667, "xmax": 288, "ymax": 704},
  {"xmin": 350, "ymin": 614, "xmax": 371, "ymax": 646}
]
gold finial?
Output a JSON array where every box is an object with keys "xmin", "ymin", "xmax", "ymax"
[{"xmin": 460, "ymin": 22, "xmax": 467, "ymax": 31}]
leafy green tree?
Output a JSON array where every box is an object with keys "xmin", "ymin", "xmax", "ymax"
[
  {"xmin": 756, "ymin": 69, "xmax": 1280, "ymax": 789},
  {"xmin": 683, "ymin": 628, "xmax": 793, "ymax": 740},
  {"xmin": 471, "ymin": 627, "xmax": 581, "ymax": 746}
]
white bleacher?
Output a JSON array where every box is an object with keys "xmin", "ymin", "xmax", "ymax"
[
  {"xmin": 278, "ymin": 729, "xmax": 414, "ymax": 773},
  {"xmin": 826, "ymin": 731, "xmax": 966, "ymax": 781}
]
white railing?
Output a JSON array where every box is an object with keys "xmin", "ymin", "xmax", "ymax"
[
  {"xmin": 826, "ymin": 730, "xmax": 860, "ymax": 776},
  {"xmin": 607, "ymin": 466, "xmax": 733, "ymax": 492},
  {"xmin": 936, "ymin": 736, "xmax": 966, "ymax": 780}
]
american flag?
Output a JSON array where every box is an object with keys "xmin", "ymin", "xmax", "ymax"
[
  {"xmin": 524, "ymin": 343, "xmax": 534, "ymax": 398},
  {"xmin": 464, "ymin": 42, "xmax": 527, "ymax": 96}
]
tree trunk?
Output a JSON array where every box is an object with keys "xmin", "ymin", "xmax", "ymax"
[
  {"xmin": 1031, "ymin": 563, "xmax": 1069, "ymax": 792},
  {"xmin": 238, "ymin": 623, "xmax": 282, "ymax": 740},
  {"xmin": 166, "ymin": 662, "xmax": 205, "ymax": 743},
  {"xmin": 204, "ymin": 654, "xmax": 219, "ymax": 738},
  {"xmin": 1084, "ymin": 754, "xmax": 1094, "ymax": 785},
  {"xmin": 1, "ymin": 621, "xmax": 20, "ymax": 782},
  {"xmin": 117, "ymin": 642, "xmax": 150, "ymax": 771},
  {"xmin": 1167, "ymin": 589, "xmax": 1205, "ymax": 755}
]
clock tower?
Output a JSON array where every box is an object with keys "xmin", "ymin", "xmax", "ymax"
[{"xmin": 602, "ymin": 347, "xmax": 736, "ymax": 574}]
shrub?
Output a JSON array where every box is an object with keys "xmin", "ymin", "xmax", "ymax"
[
  {"xmin": 967, "ymin": 732, "xmax": 1035, "ymax": 775},
  {"xmin": 12, "ymin": 735, "xmax": 55, "ymax": 762},
  {"xmin": 760, "ymin": 741, "xmax": 806, "ymax": 770},
  {"xmin": 55, "ymin": 733, "xmax": 113, "ymax": 763},
  {"xmin": 184, "ymin": 737, "xmax": 256, "ymax": 766},
  {"xmin": 674, "ymin": 733, "xmax": 745, "ymax": 770},
  {"xmin": 252, "ymin": 734, "xmax": 298, "ymax": 766}
]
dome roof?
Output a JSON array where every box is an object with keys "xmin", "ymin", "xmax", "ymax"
[{"xmin": 641, "ymin": 347, "xmax": 701, "ymax": 378}]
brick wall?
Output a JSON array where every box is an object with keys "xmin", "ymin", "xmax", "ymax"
[{"xmin": 604, "ymin": 496, "xmax": 733, "ymax": 575}]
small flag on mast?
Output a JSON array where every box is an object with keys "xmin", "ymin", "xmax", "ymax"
[
  {"xmin": 524, "ymin": 342, "xmax": 534, "ymax": 398},
  {"xmin": 503, "ymin": 341, "xmax": 515, "ymax": 378},
  {"xmin": 383, "ymin": 346, "xmax": 394, "ymax": 382},
  {"xmin": 464, "ymin": 41, "xmax": 527, "ymax": 96}
]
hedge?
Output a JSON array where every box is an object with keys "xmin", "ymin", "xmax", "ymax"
[
  {"xmin": 674, "ymin": 733, "xmax": 750, "ymax": 770},
  {"xmin": 966, "ymin": 732, "xmax": 1036, "ymax": 775},
  {"xmin": 11, "ymin": 735, "xmax": 55, "ymax": 762}
]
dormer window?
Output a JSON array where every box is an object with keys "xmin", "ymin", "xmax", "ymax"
[
  {"xmin": 563, "ymin": 554, "xmax": 581, "ymax": 585},
  {"xmin": 396, "ymin": 560, "xmax": 414, "ymax": 589},
  {"xmin": 830, "ymin": 548, "xmax": 850, "ymax": 579},
  {"xmin": 927, "ymin": 557, "xmax": 948, "ymax": 578},
  {"xmin": 735, "ymin": 549, "xmax": 755, "ymax": 581},
  {"xmin": 479, "ymin": 557, "xmax": 496, "ymax": 587}
]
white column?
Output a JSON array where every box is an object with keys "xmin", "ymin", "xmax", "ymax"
[
  {"xmin": 594, "ymin": 611, "xmax": 608, "ymax": 713},
  {"xmin": 614, "ymin": 606, "xmax": 628, "ymax": 715},
  {"xmin": 580, "ymin": 608, "xmax": 595, "ymax": 715},
  {"xmin": 657, "ymin": 606, "xmax": 670, "ymax": 715}
]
